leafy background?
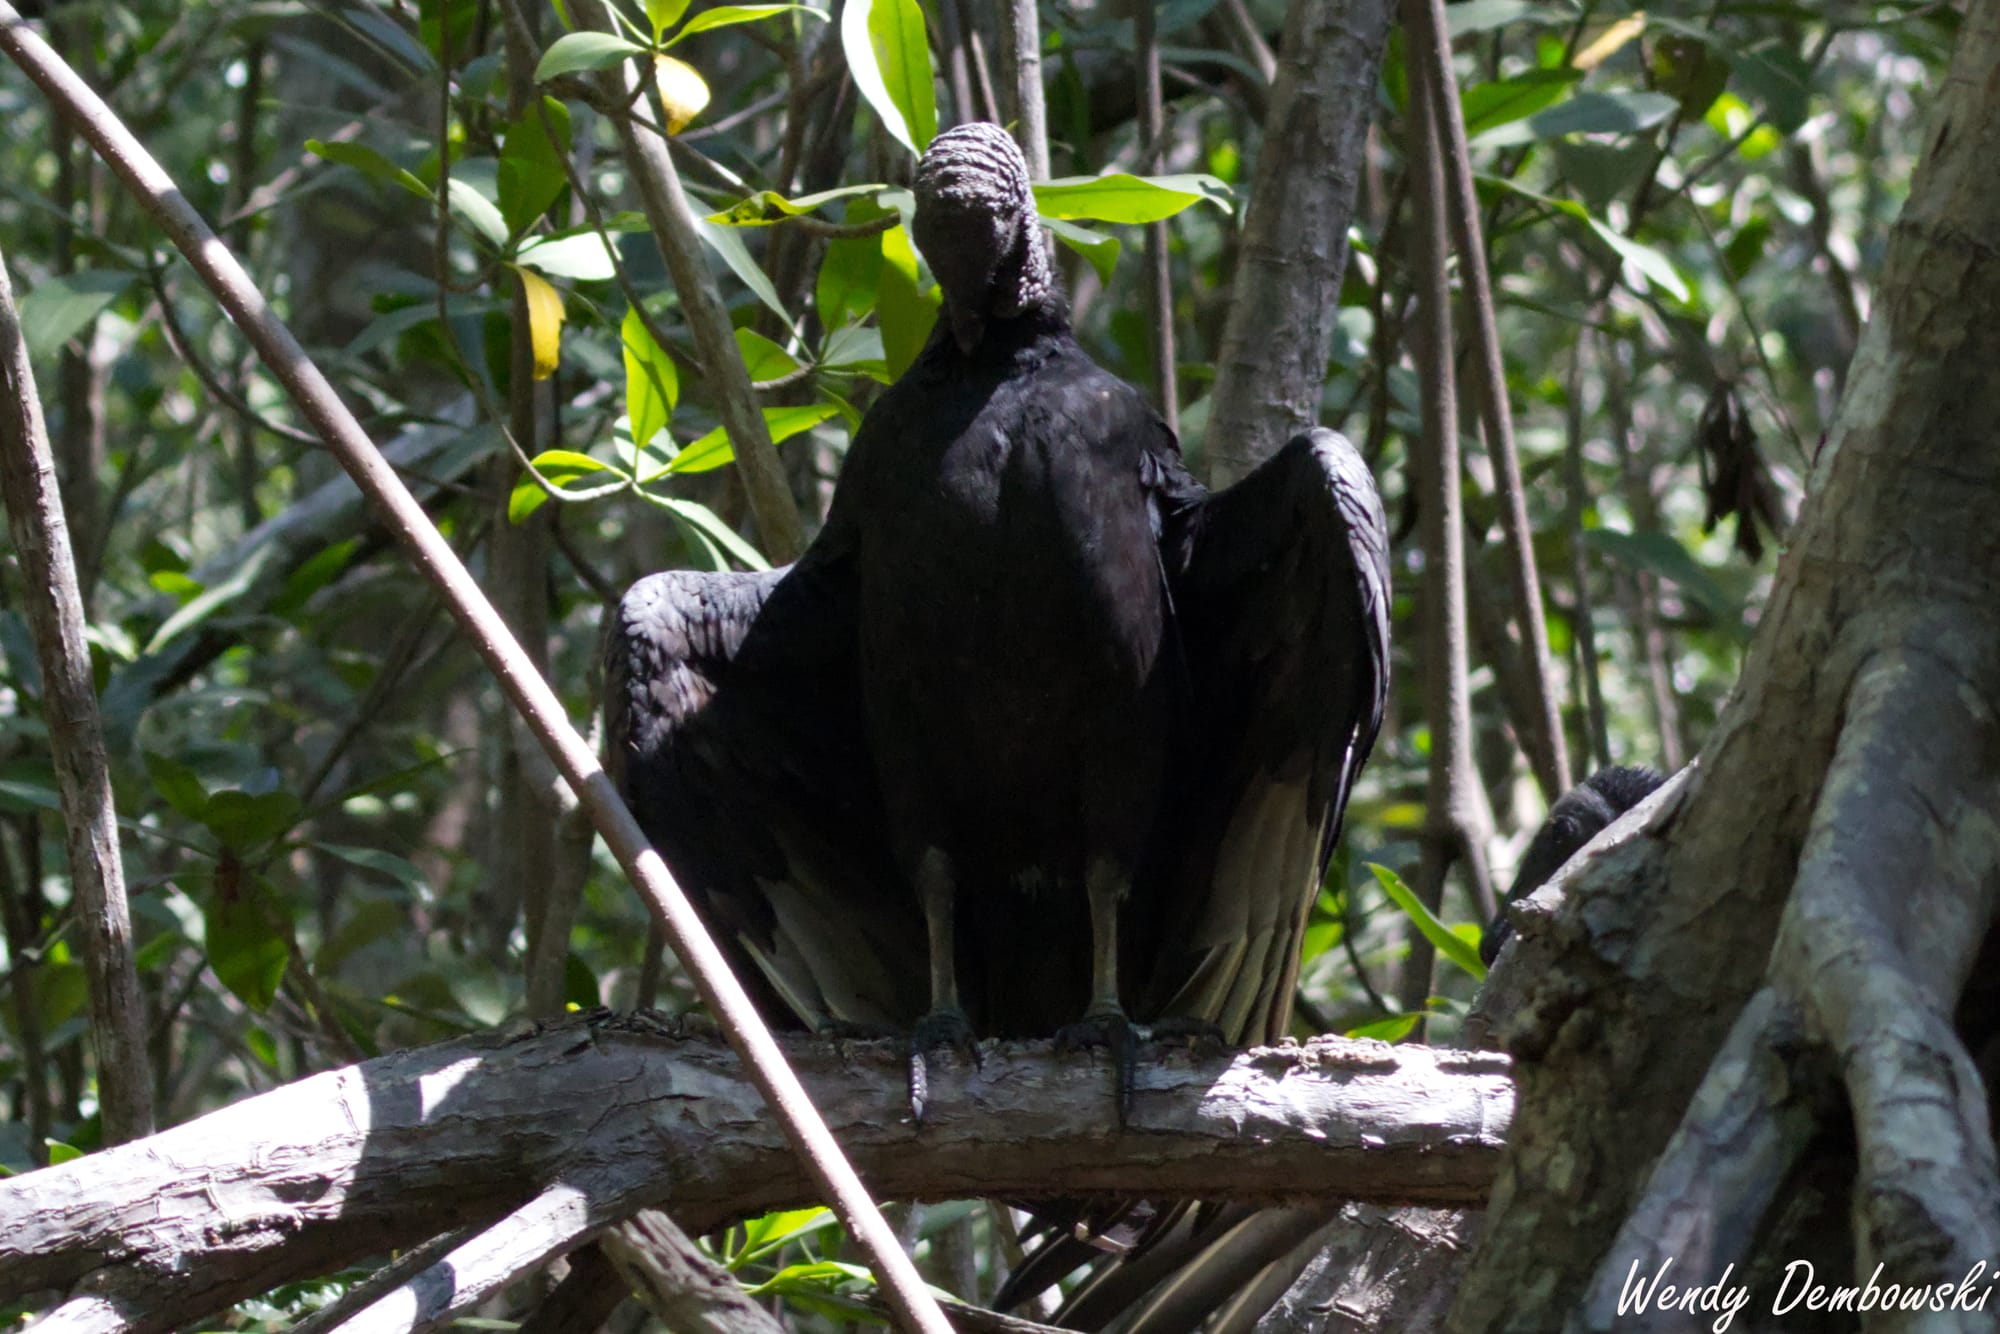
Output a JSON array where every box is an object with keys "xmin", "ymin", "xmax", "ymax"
[{"xmin": 0, "ymin": 0, "xmax": 1957, "ymax": 1320}]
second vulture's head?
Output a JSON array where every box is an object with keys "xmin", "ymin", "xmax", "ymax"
[{"xmin": 913, "ymin": 122, "xmax": 1057, "ymax": 355}]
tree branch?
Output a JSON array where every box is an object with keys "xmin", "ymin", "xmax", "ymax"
[
  {"xmin": 1203, "ymin": 0, "xmax": 1393, "ymax": 484},
  {"xmin": 0, "ymin": 243, "xmax": 154, "ymax": 1144},
  {"xmin": 0, "ymin": 1019, "xmax": 1512, "ymax": 1332}
]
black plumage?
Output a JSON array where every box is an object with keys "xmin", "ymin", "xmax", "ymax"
[
  {"xmin": 604, "ymin": 123, "xmax": 1390, "ymax": 1122},
  {"xmin": 1479, "ymin": 764, "xmax": 1667, "ymax": 966}
]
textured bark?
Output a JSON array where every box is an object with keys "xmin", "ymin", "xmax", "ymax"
[
  {"xmin": 1203, "ymin": 0, "xmax": 1392, "ymax": 485},
  {"xmin": 1449, "ymin": 9, "xmax": 2000, "ymax": 1328},
  {"xmin": 0, "ymin": 248, "xmax": 153, "ymax": 1144},
  {"xmin": 0, "ymin": 1018, "xmax": 1512, "ymax": 1334}
]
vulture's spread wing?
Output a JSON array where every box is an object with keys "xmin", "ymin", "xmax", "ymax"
[
  {"xmin": 605, "ymin": 555, "xmax": 925, "ymax": 1031},
  {"xmin": 1140, "ymin": 428, "xmax": 1391, "ymax": 1046}
]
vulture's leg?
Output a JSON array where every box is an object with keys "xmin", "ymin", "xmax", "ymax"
[
  {"xmin": 909, "ymin": 846, "xmax": 978, "ymax": 1121},
  {"xmin": 1055, "ymin": 856, "xmax": 1142, "ymax": 1120}
]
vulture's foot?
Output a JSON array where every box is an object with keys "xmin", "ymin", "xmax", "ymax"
[
  {"xmin": 1148, "ymin": 1015, "xmax": 1228, "ymax": 1055},
  {"xmin": 1056, "ymin": 1005, "xmax": 1140, "ymax": 1124},
  {"xmin": 908, "ymin": 1005, "xmax": 980, "ymax": 1123}
]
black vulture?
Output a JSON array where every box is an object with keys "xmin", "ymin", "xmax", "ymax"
[
  {"xmin": 605, "ymin": 122, "xmax": 1390, "ymax": 1121},
  {"xmin": 1479, "ymin": 764, "xmax": 1666, "ymax": 965}
]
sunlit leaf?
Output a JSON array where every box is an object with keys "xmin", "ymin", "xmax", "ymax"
[
  {"xmin": 533, "ymin": 31, "xmax": 644, "ymax": 82},
  {"xmin": 696, "ymin": 219, "xmax": 794, "ymax": 327},
  {"xmin": 644, "ymin": 0, "xmax": 690, "ymax": 39},
  {"xmin": 841, "ymin": 0, "xmax": 937, "ymax": 153},
  {"xmin": 1033, "ymin": 173, "xmax": 1233, "ymax": 223},
  {"xmin": 876, "ymin": 222, "xmax": 937, "ymax": 377},
  {"xmin": 515, "ymin": 231, "xmax": 620, "ymax": 281},
  {"xmin": 1479, "ymin": 174, "xmax": 1689, "ymax": 301},
  {"xmin": 1346, "ymin": 1013, "xmax": 1421, "ymax": 1042},
  {"xmin": 623, "ymin": 306, "xmax": 679, "ymax": 451},
  {"xmin": 445, "ymin": 177, "xmax": 509, "ymax": 249},
  {"xmin": 655, "ymin": 403, "xmax": 839, "ymax": 479},
  {"xmin": 707, "ymin": 182, "xmax": 886, "ymax": 226},
  {"xmin": 1368, "ymin": 863, "xmax": 1487, "ymax": 981},
  {"xmin": 1460, "ymin": 69, "xmax": 1580, "ymax": 139},
  {"xmin": 650, "ymin": 53, "xmax": 712, "ymax": 133},
  {"xmin": 654, "ymin": 496, "xmax": 771, "ymax": 571},
  {"xmin": 517, "ymin": 268, "xmax": 566, "ymax": 380},
  {"xmin": 1045, "ymin": 217, "xmax": 1121, "ymax": 284},
  {"xmin": 667, "ymin": 4, "xmax": 824, "ymax": 45}
]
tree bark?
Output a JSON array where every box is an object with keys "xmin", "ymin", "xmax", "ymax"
[
  {"xmin": 0, "ymin": 1018, "xmax": 1511, "ymax": 1334},
  {"xmin": 1449, "ymin": 7, "xmax": 2000, "ymax": 1327},
  {"xmin": 0, "ymin": 246, "xmax": 154, "ymax": 1144},
  {"xmin": 1203, "ymin": 0, "xmax": 1391, "ymax": 485}
]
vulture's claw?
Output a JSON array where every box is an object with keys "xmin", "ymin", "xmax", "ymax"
[
  {"xmin": 1056, "ymin": 1007, "xmax": 1141, "ymax": 1124},
  {"xmin": 908, "ymin": 1006, "xmax": 980, "ymax": 1123}
]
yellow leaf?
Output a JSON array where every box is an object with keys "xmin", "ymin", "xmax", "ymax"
[
  {"xmin": 653, "ymin": 54, "xmax": 712, "ymax": 134},
  {"xmin": 519, "ymin": 268, "xmax": 566, "ymax": 380},
  {"xmin": 1573, "ymin": 13, "xmax": 1645, "ymax": 72}
]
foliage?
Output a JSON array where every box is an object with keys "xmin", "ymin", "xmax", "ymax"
[{"xmin": 0, "ymin": 0, "xmax": 1959, "ymax": 1323}]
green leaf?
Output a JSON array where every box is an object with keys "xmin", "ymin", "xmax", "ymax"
[
  {"xmin": 515, "ymin": 231, "xmax": 620, "ymax": 280},
  {"xmin": 316, "ymin": 842, "xmax": 431, "ymax": 894},
  {"xmin": 1045, "ymin": 218, "xmax": 1121, "ymax": 285},
  {"xmin": 1368, "ymin": 863, "xmax": 1487, "ymax": 981},
  {"xmin": 876, "ymin": 223, "xmax": 937, "ymax": 378},
  {"xmin": 145, "ymin": 542, "xmax": 281, "ymax": 655},
  {"xmin": 445, "ymin": 177, "xmax": 509, "ymax": 250},
  {"xmin": 1346, "ymin": 1013, "xmax": 1422, "ymax": 1042},
  {"xmin": 1460, "ymin": 68, "xmax": 1581, "ymax": 138},
  {"xmin": 1583, "ymin": 528, "xmax": 1737, "ymax": 623},
  {"xmin": 508, "ymin": 450, "xmax": 623, "ymax": 523},
  {"xmin": 1469, "ymin": 90, "xmax": 1679, "ymax": 148},
  {"xmin": 204, "ymin": 875, "xmax": 290, "ymax": 1013},
  {"xmin": 644, "ymin": 0, "xmax": 690, "ymax": 39},
  {"xmin": 269, "ymin": 538, "xmax": 361, "ymax": 618},
  {"xmin": 655, "ymin": 496, "xmax": 771, "ymax": 571},
  {"xmin": 1478, "ymin": 175, "xmax": 1689, "ymax": 301},
  {"xmin": 623, "ymin": 306, "xmax": 678, "ymax": 449},
  {"xmin": 1033, "ymin": 173, "xmax": 1233, "ymax": 224},
  {"xmin": 203, "ymin": 789, "xmax": 304, "ymax": 853},
  {"xmin": 533, "ymin": 31, "xmax": 645, "ymax": 81},
  {"xmin": 695, "ymin": 220, "xmax": 795, "ymax": 328},
  {"xmin": 306, "ymin": 139, "xmax": 433, "ymax": 200},
  {"xmin": 816, "ymin": 202, "xmax": 889, "ymax": 328},
  {"xmin": 667, "ymin": 4, "xmax": 824, "ymax": 45},
  {"xmin": 144, "ymin": 751, "xmax": 209, "ymax": 820},
  {"xmin": 735, "ymin": 328, "xmax": 799, "ymax": 381},
  {"xmin": 498, "ymin": 98, "xmax": 571, "ymax": 235},
  {"xmin": 707, "ymin": 182, "xmax": 885, "ymax": 226},
  {"xmin": 745, "ymin": 1260, "xmax": 873, "ymax": 1298},
  {"xmin": 19, "ymin": 271, "xmax": 135, "ymax": 361},
  {"xmin": 841, "ymin": 0, "xmax": 937, "ymax": 153},
  {"xmin": 1445, "ymin": 0, "xmax": 1558, "ymax": 36},
  {"xmin": 656, "ymin": 404, "xmax": 838, "ymax": 479},
  {"xmin": 46, "ymin": 1141, "xmax": 83, "ymax": 1166},
  {"xmin": 734, "ymin": 1207, "xmax": 837, "ymax": 1268}
]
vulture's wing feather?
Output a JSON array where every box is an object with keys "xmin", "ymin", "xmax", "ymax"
[
  {"xmin": 605, "ymin": 554, "xmax": 925, "ymax": 1031},
  {"xmin": 1141, "ymin": 428, "xmax": 1391, "ymax": 1047}
]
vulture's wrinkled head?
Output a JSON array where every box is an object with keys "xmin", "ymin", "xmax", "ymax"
[{"xmin": 913, "ymin": 122, "xmax": 1056, "ymax": 353}]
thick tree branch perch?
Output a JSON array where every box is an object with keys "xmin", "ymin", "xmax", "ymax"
[{"xmin": 0, "ymin": 1020, "xmax": 1512, "ymax": 1333}]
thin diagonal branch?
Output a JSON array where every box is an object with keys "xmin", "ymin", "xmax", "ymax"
[{"xmin": 0, "ymin": 14, "xmax": 942, "ymax": 1333}]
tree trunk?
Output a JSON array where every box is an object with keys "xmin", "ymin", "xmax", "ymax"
[{"xmin": 1448, "ymin": 7, "xmax": 2000, "ymax": 1328}]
